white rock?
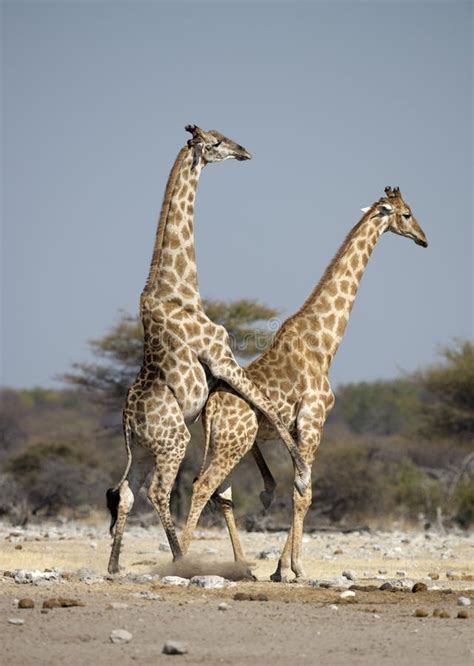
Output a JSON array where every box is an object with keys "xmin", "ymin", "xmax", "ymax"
[
  {"xmin": 340, "ymin": 590, "xmax": 356, "ymax": 599},
  {"xmin": 190, "ymin": 575, "xmax": 230, "ymax": 589},
  {"xmin": 158, "ymin": 542, "xmax": 171, "ymax": 552},
  {"xmin": 458, "ymin": 596, "xmax": 471, "ymax": 607},
  {"xmin": 378, "ymin": 569, "xmax": 388, "ymax": 575},
  {"xmin": 218, "ymin": 602, "xmax": 231, "ymax": 611},
  {"xmin": 328, "ymin": 604, "xmax": 339, "ymax": 610},
  {"xmin": 13, "ymin": 570, "xmax": 59, "ymax": 584},
  {"xmin": 8, "ymin": 618, "xmax": 25, "ymax": 625},
  {"xmin": 396, "ymin": 570, "xmax": 407, "ymax": 578},
  {"xmin": 110, "ymin": 629, "xmax": 133, "ymax": 644},
  {"xmin": 162, "ymin": 640, "xmax": 187, "ymax": 655},
  {"xmin": 160, "ymin": 576, "xmax": 190, "ymax": 587},
  {"xmin": 342, "ymin": 570, "xmax": 357, "ymax": 581}
]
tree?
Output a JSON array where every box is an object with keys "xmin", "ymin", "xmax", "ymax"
[
  {"xmin": 63, "ymin": 299, "xmax": 278, "ymax": 408},
  {"xmin": 415, "ymin": 339, "xmax": 474, "ymax": 439},
  {"xmin": 333, "ymin": 378, "xmax": 422, "ymax": 436}
]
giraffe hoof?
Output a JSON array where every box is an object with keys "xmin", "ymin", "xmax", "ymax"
[
  {"xmin": 107, "ymin": 563, "xmax": 120, "ymax": 575},
  {"xmin": 259, "ymin": 490, "xmax": 274, "ymax": 511},
  {"xmin": 270, "ymin": 571, "xmax": 293, "ymax": 583}
]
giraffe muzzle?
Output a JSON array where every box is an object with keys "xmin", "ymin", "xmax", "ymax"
[{"xmin": 235, "ymin": 148, "xmax": 252, "ymax": 161}]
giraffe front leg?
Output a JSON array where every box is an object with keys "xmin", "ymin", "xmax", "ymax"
[
  {"xmin": 289, "ymin": 411, "xmax": 322, "ymax": 581},
  {"xmin": 251, "ymin": 443, "xmax": 276, "ymax": 511},
  {"xmin": 290, "ymin": 484, "xmax": 313, "ymax": 581}
]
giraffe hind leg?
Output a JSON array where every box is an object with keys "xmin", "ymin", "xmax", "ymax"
[
  {"xmin": 107, "ymin": 446, "xmax": 153, "ymax": 575},
  {"xmin": 146, "ymin": 424, "xmax": 190, "ymax": 561}
]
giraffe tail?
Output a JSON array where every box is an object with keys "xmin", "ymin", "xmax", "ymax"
[
  {"xmin": 198, "ymin": 393, "xmax": 219, "ymax": 478},
  {"xmin": 106, "ymin": 414, "xmax": 133, "ymax": 536}
]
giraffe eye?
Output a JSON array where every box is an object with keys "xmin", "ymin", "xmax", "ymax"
[
  {"xmin": 403, "ymin": 213, "xmax": 411, "ymax": 220},
  {"xmin": 213, "ymin": 141, "xmax": 222, "ymax": 148}
]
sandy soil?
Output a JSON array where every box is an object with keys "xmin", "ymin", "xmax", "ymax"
[{"xmin": 1, "ymin": 519, "xmax": 473, "ymax": 665}]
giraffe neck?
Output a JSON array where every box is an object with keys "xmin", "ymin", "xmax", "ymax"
[
  {"xmin": 278, "ymin": 205, "xmax": 388, "ymax": 371},
  {"xmin": 141, "ymin": 146, "xmax": 204, "ymax": 311}
]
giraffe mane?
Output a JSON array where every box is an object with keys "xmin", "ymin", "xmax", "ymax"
[
  {"xmin": 270, "ymin": 202, "xmax": 380, "ymax": 346},
  {"xmin": 143, "ymin": 145, "xmax": 189, "ymax": 294}
]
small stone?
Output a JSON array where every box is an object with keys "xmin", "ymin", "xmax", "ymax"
[
  {"xmin": 379, "ymin": 582, "xmax": 393, "ymax": 591},
  {"xmin": 218, "ymin": 602, "xmax": 231, "ymax": 611},
  {"xmin": 3, "ymin": 571, "xmax": 13, "ymax": 577},
  {"xmin": 342, "ymin": 570, "xmax": 357, "ymax": 581},
  {"xmin": 428, "ymin": 572, "xmax": 439, "ymax": 580},
  {"xmin": 233, "ymin": 592, "xmax": 250, "ymax": 601},
  {"xmin": 162, "ymin": 640, "xmax": 187, "ymax": 655},
  {"xmin": 18, "ymin": 598, "xmax": 35, "ymax": 609},
  {"xmin": 14, "ymin": 545, "xmax": 23, "ymax": 550},
  {"xmin": 8, "ymin": 618, "xmax": 25, "ymax": 625},
  {"xmin": 373, "ymin": 613, "xmax": 380, "ymax": 619},
  {"xmin": 328, "ymin": 604, "xmax": 338, "ymax": 611},
  {"xmin": 254, "ymin": 593, "xmax": 268, "ymax": 601},
  {"xmin": 378, "ymin": 569, "xmax": 387, "ymax": 575},
  {"xmin": 340, "ymin": 590, "xmax": 356, "ymax": 599},
  {"xmin": 189, "ymin": 575, "xmax": 229, "ymax": 589},
  {"xmin": 333, "ymin": 548, "xmax": 343, "ymax": 555},
  {"xmin": 446, "ymin": 571, "xmax": 460, "ymax": 580},
  {"xmin": 106, "ymin": 603, "xmax": 129, "ymax": 610},
  {"xmin": 42, "ymin": 598, "xmax": 85, "ymax": 609},
  {"xmin": 160, "ymin": 576, "xmax": 190, "ymax": 587},
  {"xmin": 257, "ymin": 550, "xmax": 279, "ymax": 560},
  {"xmin": 132, "ymin": 592, "xmax": 162, "ymax": 601},
  {"xmin": 110, "ymin": 629, "xmax": 133, "ymax": 644},
  {"xmin": 439, "ymin": 611, "xmax": 450, "ymax": 618},
  {"xmin": 432, "ymin": 608, "xmax": 441, "ymax": 617},
  {"xmin": 414, "ymin": 608, "xmax": 429, "ymax": 617},
  {"xmin": 412, "ymin": 582, "xmax": 428, "ymax": 593},
  {"xmin": 40, "ymin": 609, "xmax": 49, "ymax": 615},
  {"xmin": 349, "ymin": 585, "xmax": 378, "ymax": 592},
  {"xmin": 457, "ymin": 596, "xmax": 471, "ymax": 607},
  {"xmin": 457, "ymin": 609, "xmax": 469, "ymax": 619},
  {"xmin": 396, "ymin": 571, "xmax": 407, "ymax": 578},
  {"xmin": 158, "ymin": 542, "xmax": 171, "ymax": 552}
]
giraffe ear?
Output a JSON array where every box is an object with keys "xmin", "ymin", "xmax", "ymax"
[
  {"xmin": 377, "ymin": 203, "xmax": 393, "ymax": 216},
  {"xmin": 360, "ymin": 206, "xmax": 371, "ymax": 213}
]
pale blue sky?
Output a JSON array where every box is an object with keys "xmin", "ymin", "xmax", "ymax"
[{"xmin": 1, "ymin": 0, "xmax": 472, "ymax": 389}]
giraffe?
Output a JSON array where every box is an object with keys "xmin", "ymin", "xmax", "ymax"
[
  {"xmin": 180, "ymin": 186, "xmax": 428, "ymax": 580},
  {"xmin": 106, "ymin": 125, "xmax": 310, "ymax": 574}
]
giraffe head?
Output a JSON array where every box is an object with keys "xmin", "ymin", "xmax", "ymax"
[
  {"xmin": 365, "ymin": 187, "xmax": 428, "ymax": 248},
  {"xmin": 185, "ymin": 124, "xmax": 252, "ymax": 167}
]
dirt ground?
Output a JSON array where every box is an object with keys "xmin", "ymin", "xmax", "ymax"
[{"xmin": 1, "ymin": 518, "xmax": 473, "ymax": 665}]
